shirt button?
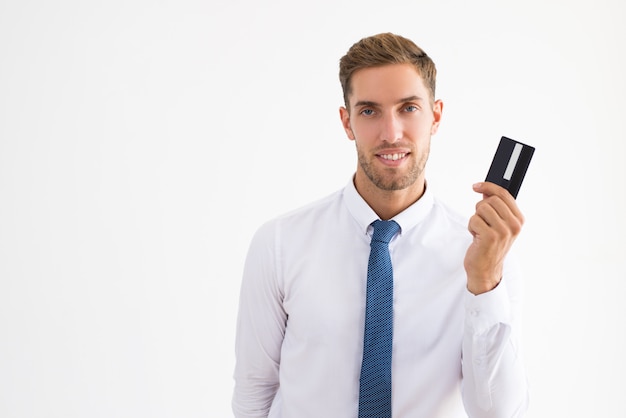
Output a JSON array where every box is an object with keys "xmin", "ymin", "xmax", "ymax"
[{"xmin": 470, "ymin": 310, "xmax": 479, "ymax": 317}]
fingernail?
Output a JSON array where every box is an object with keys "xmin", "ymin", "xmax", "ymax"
[{"xmin": 473, "ymin": 182, "xmax": 482, "ymax": 190}]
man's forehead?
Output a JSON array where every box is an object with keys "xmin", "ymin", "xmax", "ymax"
[{"xmin": 349, "ymin": 64, "xmax": 430, "ymax": 105}]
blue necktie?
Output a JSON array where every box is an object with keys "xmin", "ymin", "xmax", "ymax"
[{"xmin": 359, "ymin": 220, "xmax": 400, "ymax": 418}]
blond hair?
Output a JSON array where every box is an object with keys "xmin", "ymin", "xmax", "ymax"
[{"xmin": 339, "ymin": 33, "xmax": 437, "ymax": 108}]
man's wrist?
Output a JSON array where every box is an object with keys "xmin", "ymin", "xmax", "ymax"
[{"xmin": 467, "ymin": 276, "xmax": 501, "ymax": 295}]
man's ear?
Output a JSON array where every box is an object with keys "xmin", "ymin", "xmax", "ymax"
[
  {"xmin": 431, "ymin": 99, "xmax": 443, "ymax": 135},
  {"xmin": 339, "ymin": 106, "xmax": 355, "ymax": 140}
]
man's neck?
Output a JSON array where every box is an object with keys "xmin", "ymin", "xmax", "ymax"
[{"xmin": 353, "ymin": 174, "xmax": 426, "ymax": 221}]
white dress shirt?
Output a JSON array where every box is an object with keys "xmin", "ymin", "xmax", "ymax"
[{"xmin": 232, "ymin": 179, "xmax": 529, "ymax": 417}]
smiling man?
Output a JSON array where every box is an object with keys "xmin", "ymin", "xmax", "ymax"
[
  {"xmin": 233, "ymin": 33, "xmax": 529, "ymax": 417},
  {"xmin": 340, "ymin": 63, "xmax": 440, "ymax": 220}
]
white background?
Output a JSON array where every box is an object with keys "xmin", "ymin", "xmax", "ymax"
[{"xmin": 1, "ymin": 0, "xmax": 625, "ymax": 416}]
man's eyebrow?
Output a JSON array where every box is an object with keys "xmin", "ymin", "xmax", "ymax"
[
  {"xmin": 354, "ymin": 100, "xmax": 379, "ymax": 108},
  {"xmin": 398, "ymin": 95, "xmax": 424, "ymax": 103}
]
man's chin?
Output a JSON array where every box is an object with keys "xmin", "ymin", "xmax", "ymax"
[
  {"xmin": 371, "ymin": 176, "xmax": 417, "ymax": 192},
  {"xmin": 358, "ymin": 159, "xmax": 422, "ymax": 192}
]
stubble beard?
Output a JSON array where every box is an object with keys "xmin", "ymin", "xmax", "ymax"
[{"xmin": 357, "ymin": 143, "xmax": 430, "ymax": 191}]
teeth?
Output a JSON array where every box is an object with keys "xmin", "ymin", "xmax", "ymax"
[{"xmin": 381, "ymin": 153, "xmax": 406, "ymax": 161}]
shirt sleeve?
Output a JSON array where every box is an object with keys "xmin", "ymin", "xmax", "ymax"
[
  {"xmin": 461, "ymin": 255, "xmax": 530, "ymax": 417},
  {"xmin": 232, "ymin": 221, "xmax": 286, "ymax": 418}
]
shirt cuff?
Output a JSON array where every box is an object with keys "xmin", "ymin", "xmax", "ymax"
[{"xmin": 465, "ymin": 279, "xmax": 512, "ymax": 335}]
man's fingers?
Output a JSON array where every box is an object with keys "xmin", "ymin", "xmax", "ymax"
[
  {"xmin": 475, "ymin": 195, "xmax": 521, "ymax": 233},
  {"xmin": 473, "ymin": 181, "xmax": 525, "ymax": 225}
]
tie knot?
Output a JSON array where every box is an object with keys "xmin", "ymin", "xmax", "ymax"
[{"xmin": 370, "ymin": 220, "xmax": 400, "ymax": 245}]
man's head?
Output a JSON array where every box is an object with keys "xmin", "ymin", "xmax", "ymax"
[
  {"xmin": 339, "ymin": 33, "xmax": 437, "ymax": 110},
  {"xmin": 338, "ymin": 33, "xmax": 443, "ymax": 200}
]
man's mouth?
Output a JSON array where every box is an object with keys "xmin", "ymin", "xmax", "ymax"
[{"xmin": 379, "ymin": 152, "xmax": 408, "ymax": 161}]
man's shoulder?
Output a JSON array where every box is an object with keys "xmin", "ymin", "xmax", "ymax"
[
  {"xmin": 256, "ymin": 188, "xmax": 345, "ymax": 235},
  {"xmin": 276, "ymin": 188, "xmax": 344, "ymax": 222},
  {"xmin": 430, "ymin": 195, "xmax": 470, "ymax": 232}
]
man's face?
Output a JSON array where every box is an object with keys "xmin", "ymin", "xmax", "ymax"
[{"xmin": 340, "ymin": 63, "xmax": 442, "ymax": 192}]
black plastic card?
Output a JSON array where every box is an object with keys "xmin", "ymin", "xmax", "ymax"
[{"xmin": 485, "ymin": 136, "xmax": 535, "ymax": 199}]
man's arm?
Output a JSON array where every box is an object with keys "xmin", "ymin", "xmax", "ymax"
[
  {"xmin": 461, "ymin": 261, "xmax": 529, "ymax": 416},
  {"xmin": 232, "ymin": 221, "xmax": 286, "ymax": 418},
  {"xmin": 461, "ymin": 182, "xmax": 529, "ymax": 416}
]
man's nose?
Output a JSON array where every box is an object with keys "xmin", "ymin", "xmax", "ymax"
[{"xmin": 380, "ymin": 113, "xmax": 402, "ymax": 143}]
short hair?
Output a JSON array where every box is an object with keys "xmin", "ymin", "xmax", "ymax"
[{"xmin": 339, "ymin": 33, "xmax": 437, "ymax": 109}]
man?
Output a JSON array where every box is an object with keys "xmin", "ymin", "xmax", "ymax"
[{"xmin": 232, "ymin": 32, "xmax": 529, "ymax": 417}]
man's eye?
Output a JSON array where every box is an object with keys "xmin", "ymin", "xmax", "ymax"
[
  {"xmin": 360, "ymin": 109, "xmax": 374, "ymax": 116},
  {"xmin": 404, "ymin": 105, "xmax": 418, "ymax": 112}
]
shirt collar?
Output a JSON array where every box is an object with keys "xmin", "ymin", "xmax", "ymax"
[{"xmin": 342, "ymin": 175, "xmax": 435, "ymax": 236}]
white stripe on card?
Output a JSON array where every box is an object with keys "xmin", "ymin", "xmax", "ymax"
[{"xmin": 503, "ymin": 143, "xmax": 523, "ymax": 181}]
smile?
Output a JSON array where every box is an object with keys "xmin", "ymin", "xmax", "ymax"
[{"xmin": 379, "ymin": 153, "xmax": 407, "ymax": 161}]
